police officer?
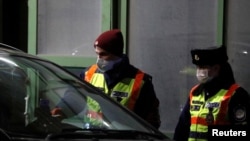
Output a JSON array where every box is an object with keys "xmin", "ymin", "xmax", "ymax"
[
  {"xmin": 173, "ymin": 45, "xmax": 250, "ymax": 141},
  {"xmin": 79, "ymin": 29, "xmax": 161, "ymax": 129}
]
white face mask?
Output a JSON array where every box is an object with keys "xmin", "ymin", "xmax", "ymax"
[
  {"xmin": 196, "ymin": 68, "xmax": 213, "ymax": 83},
  {"xmin": 96, "ymin": 58, "xmax": 118, "ymax": 72}
]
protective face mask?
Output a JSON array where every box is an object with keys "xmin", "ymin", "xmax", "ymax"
[
  {"xmin": 196, "ymin": 68, "xmax": 213, "ymax": 84},
  {"xmin": 96, "ymin": 58, "xmax": 117, "ymax": 72}
]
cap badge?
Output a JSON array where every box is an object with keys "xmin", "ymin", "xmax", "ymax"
[
  {"xmin": 194, "ymin": 54, "xmax": 200, "ymax": 61},
  {"xmin": 94, "ymin": 41, "xmax": 99, "ymax": 46}
]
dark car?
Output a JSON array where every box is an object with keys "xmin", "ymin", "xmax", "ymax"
[{"xmin": 0, "ymin": 43, "xmax": 172, "ymax": 141}]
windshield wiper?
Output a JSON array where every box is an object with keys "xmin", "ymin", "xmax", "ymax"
[{"xmin": 45, "ymin": 129, "xmax": 168, "ymax": 141}]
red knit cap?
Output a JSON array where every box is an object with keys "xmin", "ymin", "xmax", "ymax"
[{"xmin": 94, "ymin": 29, "xmax": 124, "ymax": 56}]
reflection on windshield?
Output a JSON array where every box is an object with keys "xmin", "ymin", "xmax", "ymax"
[{"xmin": 0, "ymin": 56, "xmax": 155, "ymax": 136}]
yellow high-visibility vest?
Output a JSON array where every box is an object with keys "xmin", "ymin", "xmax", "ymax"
[
  {"xmin": 188, "ymin": 83, "xmax": 239, "ymax": 141},
  {"xmin": 85, "ymin": 64, "xmax": 145, "ymax": 110},
  {"xmin": 83, "ymin": 64, "xmax": 145, "ymax": 128}
]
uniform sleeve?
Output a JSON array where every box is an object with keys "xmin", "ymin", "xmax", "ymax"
[
  {"xmin": 133, "ymin": 76, "xmax": 161, "ymax": 129},
  {"xmin": 173, "ymin": 98, "xmax": 191, "ymax": 141},
  {"xmin": 228, "ymin": 87, "xmax": 250, "ymax": 125}
]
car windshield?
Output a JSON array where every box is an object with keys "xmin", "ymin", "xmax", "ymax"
[{"xmin": 0, "ymin": 54, "xmax": 163, "ymax": 138}]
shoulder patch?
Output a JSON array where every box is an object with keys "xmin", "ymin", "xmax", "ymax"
[{"xmin": 233, "ymin": 106, "xmax": 246, "ymax": 122}]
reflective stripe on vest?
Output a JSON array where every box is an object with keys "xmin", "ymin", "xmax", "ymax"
[
  {"xmin": 84, "ymin": 64, "xmax": 98, "ymax": 82},
  {"xmin": 188, "ymin": 83, "xmax": 239, "ymax": 141},
  {"xmin": 127, "ymin": 70, "xmax": 144, "ymax": 110},
  {"xmin": 84, "ymin": 64, "xmax": 145, "ymax": 110}
]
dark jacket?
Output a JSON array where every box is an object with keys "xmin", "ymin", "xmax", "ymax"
[
  {"xmin": 173, "ymin": 63, "xmax": 250, "ymax": 141},
  {"xmin": 80, "ymin": 54, "xmax": 161, "ymax": 129}
]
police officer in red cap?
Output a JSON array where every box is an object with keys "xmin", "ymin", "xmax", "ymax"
[
  {"xmin": 174, "ymin": 46, "xmax": 250, "ymax": 141},
  {"xmin": 79, "ymin": 29, "xmax": 161, "ymax": 129}
]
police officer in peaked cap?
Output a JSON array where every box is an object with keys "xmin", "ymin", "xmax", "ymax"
[{"xmin": 174, "ymin": 45, "xmax": 250, "ymax": 141}]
